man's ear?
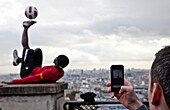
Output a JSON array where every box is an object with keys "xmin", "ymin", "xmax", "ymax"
[{"xmin": 151, "ymin": 83, "xmax": 162, "ymax": 105}]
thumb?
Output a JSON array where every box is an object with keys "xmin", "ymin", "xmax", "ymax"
[{"xmin": 119, "ymin": 86, "xmax": 133, "ymax": 94}]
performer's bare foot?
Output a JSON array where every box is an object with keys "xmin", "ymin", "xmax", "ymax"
[{"xmin": 23, "ymin": 21, "xmax": 36, "ymax": 28}]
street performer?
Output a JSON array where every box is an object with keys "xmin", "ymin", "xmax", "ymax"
[{"xmin": 2, "ymin": 21, "xmax": 69, "ymax": 84}]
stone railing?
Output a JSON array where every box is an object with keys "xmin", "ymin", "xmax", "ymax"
[{"xmin": 0, "ymin": 82, "xmax": 67, "ymax": 110}]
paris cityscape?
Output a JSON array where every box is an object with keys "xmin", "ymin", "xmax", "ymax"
[
  {"xmin": 0, "ymin": 68, "xmax": 149, "ymax": 109},
  {"xmin": 62, "ymin": 68, "xmax": 149, "ymax": 101}
]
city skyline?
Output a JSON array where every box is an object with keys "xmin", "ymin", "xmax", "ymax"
[{"xmin": 1, "ymin": 0, "xmax": 170, "ymax": 74}]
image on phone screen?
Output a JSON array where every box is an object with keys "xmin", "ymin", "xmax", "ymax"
[{"xmin": 111, "ymin": 65, "xmax": 124, "ymax": 92}]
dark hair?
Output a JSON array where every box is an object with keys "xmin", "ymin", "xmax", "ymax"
[
  {"xmin": 80, "ymin": 92, "xmax": 96, "ymax": 102},
  {"xmin": 151, "ymin": 45, "xmax": 170, "ymax": 108},
  {"xmin": 57, "ymin": 55, "xmax": 69, "ymax": 68}
]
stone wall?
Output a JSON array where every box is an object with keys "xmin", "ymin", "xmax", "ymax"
[{"xmin": 0, "ymin": 82, "xmax": 67, "ymax": 110}]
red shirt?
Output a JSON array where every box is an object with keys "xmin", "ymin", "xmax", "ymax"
[{"xmin": 12, "ymin": 66, "xmax": 64, "ymax": 84}]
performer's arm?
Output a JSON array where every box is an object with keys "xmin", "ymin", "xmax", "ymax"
[{"xmin": 11, "ymin": 74, "xmax": 42, "ymax": 84}]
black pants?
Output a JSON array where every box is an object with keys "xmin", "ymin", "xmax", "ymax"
[{"xmin": 20, "ymin": 48, "xmax": 43, "ymax": 78}]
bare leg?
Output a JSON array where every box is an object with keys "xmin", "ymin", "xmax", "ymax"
[
  {"xmin": 22, "ymin": 27, "xmax": 29, "ymax": 49},
  {"xmin": 19, "ymin": 21, "xmax": 37, "ymax": 78},
  {"xmin": 22, "ymin": 20, "xmax": 36, "ymax": 48},
  {"xmin": 13, "ymin": 21, "xmax": 36, "ymax": 66}
]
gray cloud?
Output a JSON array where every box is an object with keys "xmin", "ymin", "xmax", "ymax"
[{"xmin": 1, "ymin": 0, "xmax": 170, "ymax": 73}]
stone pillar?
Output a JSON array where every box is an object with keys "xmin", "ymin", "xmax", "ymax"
[{"xmin": 0, "ymin": 82, "xmax": 67, "ymax": 110}]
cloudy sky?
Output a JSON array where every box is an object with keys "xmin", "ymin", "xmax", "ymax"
[{"xmin": 0, "ymin": 0, "xmax": 170, "ymax": 74}]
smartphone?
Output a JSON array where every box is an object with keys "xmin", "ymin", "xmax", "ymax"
[{"xmin": 110, "ymin": 65, "xmax": 124, "ymax": 92}]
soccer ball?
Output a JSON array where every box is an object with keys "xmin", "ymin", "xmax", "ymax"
[{"xmin": 25, "ymin": 6, "xmax": 38, "ymax": 19}]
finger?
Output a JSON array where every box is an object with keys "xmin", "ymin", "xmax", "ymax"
[
  {"xmin": 107, "ymin": 87, "xmax": 111, "ymax": 93},
  {"xmin": 106, "ymin": 81, "xmax": 111, "ymax": 87},
  {"xmin": 119, "ymin": 85, "xmax": 133, "ymax": 94},
  {"xmin": 114, "ymin": 92, "xmax": 122, "ymax": 99},
  {"xmin": 107, "ymin": 79, "xmax": 132, "ymax": 87},
  {"xmin": 124, "ymin": 79, "xmax": 132, "ymax": 86},
  {"xmin": 111, "ymin": 92, "xmax": 115, "ymax": 98},
  {"xmin": 107, "ymin": 87, "xmax": 116, "ymax": 98}
]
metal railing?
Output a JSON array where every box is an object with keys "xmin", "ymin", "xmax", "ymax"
[{"xmin": 63, "ymin": 101, "xmax": 149, "ymax": 110}]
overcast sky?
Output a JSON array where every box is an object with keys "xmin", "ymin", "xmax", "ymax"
[{"xmin": 0, "ymin": 0, "xmax": 170, "ymax": 74}]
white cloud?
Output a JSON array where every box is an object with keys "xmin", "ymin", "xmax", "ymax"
[{"xmin": 0, "ymin": 0, "xmax": 170, "ymax": 73}]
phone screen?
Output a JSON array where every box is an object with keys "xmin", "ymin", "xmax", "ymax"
[{"xmin": 111, "ymin": 65, "xmax": 124, "ymax": 92}]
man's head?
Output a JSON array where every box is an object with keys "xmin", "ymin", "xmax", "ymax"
[
  {"xmin": 80, "ymin": 92, "xmax": 96, "ymax": 102},
  {"xmin": 148, "ymin": 46, "xmax": 170, "ymax": 109},
  {"xmin": 53, "ymin": 55, "xmax": 69, "ymax": 69}
]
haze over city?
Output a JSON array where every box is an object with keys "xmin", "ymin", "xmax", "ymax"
[{"xmin": 1, "ymin": 0, "xmax": 170, "ymax": 74}]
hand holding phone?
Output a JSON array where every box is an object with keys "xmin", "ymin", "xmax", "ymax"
[{"xmin": 110, "ymin": 65, "xmax": 124, "ymax": 92}]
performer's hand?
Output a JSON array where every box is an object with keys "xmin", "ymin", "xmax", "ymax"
[
  {"xmin": 1, "ymin": 81, "xmax": 12, "ymax": 84},
  {"xmin": 106, "ymin": 79, "xmax": 143, "ymax": 110}
]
